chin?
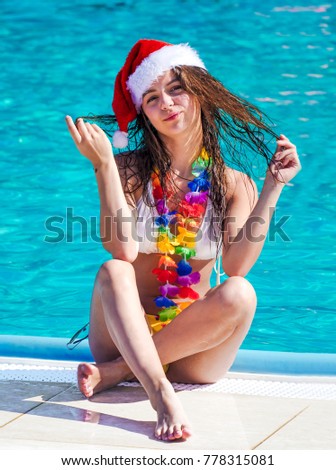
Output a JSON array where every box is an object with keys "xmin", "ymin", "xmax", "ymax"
[
  {"xmin": 166, "ymin": 122, "xmax": 193, "ymax": 136},
  {"xmin": 160, "ymin": 128, "xmax": 189, "ymax": 140}
]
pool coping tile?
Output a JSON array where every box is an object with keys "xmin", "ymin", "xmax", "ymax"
[
  {"xmin": 0, "ymin": 381, "xmax": 315, "ymax": 450},
  {"xmin": 255, "ymin": 400, "xmax": 336, "ymax": 450},
  {"xmin": 0, "ymin": 381, "xmax": 72, "ymax": 428}
]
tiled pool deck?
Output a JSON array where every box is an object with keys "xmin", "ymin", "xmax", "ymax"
[{"xmin": 1, "ymin": 357, "xmax": 336, "ymax": 450}]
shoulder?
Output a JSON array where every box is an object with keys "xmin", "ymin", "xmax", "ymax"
[{"xmin": 225, "ymin": 167, "xmax": 258, "ymax": 207}]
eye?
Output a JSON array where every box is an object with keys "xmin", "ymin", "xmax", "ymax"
[
  {"xmin": 170, "ymin": 85, "xmax": 182, "ymax": 93},
  {"xmin": 146, "ymin": 95, "xmax": 157, "ymax": 104}
]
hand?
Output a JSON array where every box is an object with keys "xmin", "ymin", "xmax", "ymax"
[
  {"xmin": 266, "ymin": 134, "xmax": 301, "ymax": 186},
  {"xmin": 65, "ymin": 115, "xmax": 113, "ymax": 170}
]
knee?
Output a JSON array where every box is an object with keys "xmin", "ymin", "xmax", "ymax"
[
  {"xmin": 221, "ymin": 276, "xmax": 257, "ymax": 309},
  {"xmin": 97, "ymin": 259, "xmax": 135, "ymax": 289},
  {"xmin": 210, "ymin": 276, "xmax": 257, "ymax": 324}
]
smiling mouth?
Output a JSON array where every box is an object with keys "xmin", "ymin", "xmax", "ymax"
[{"xmin": 163, "ymin": 112, "xmax": 180, "ymax": 121}]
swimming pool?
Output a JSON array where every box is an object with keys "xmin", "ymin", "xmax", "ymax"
[{"xmin": 1, "ymin": 1, "xmax": 335, "ymax": 363}]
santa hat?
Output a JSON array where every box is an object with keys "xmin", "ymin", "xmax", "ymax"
[{"xmin": 112, "ymin": 39, "xmax": 206, "ymax": 148}]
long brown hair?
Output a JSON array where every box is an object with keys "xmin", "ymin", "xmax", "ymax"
[{"xmin": 81, "ymin": 65, "xmax": 279, "ymax": 255}]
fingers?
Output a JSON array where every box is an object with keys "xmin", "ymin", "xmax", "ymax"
[
  {"xmin": 80, "ymin": 121, "xmax": 107, "ymax": 143},
  {"xmin": 276, "ymin": 134, "xmax": 296, "ymax": 151},
  {"xmin": 268, "ymin": 134, "xmax": 301, "ymax": 185},
  {"xmin": 66, "ymin": 115, "xmax": 102, "ymax": 140},
  {"xmin": 76, "ymin": 118, "xmax": 92, "ymax": 139},
  {"xmin": 91, "ymin": 123, "xmax": 104, "ymax": 133},
  {"xmin": 65, "ymin": 115, "xmax": 82, "ymax": 145},
  {"xmin": 272, "ymin": 151, "xmax": 297, "ymax": 172},
  {"xmin": 274, "ymin": 148, "xmax": 294, "ymax": 161},
  {"xmin": 274, "ymin": 134, "xmax": 299, "ymax": 162}
]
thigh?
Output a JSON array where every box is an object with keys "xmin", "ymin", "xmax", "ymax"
[
  {"xmin": 166, "ymin": 340, "xmax": 238, "ymax": 384},
  {"xmin": 166, "ymin": 278, "xmax": 256, "ymax": 383}
]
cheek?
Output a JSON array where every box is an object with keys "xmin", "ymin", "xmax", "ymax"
[
  {"xmin": 142, "ymin": 107, "xmax": 157, "ymax": 126},
  {"xmin": 180, "ymin": 94, "xmax": 197, "ymax": 113},
  {"xmin": 177, "ymin": 94, "xmax": 191, "ymax": 108},
  {"xmin": 184, "ymin": 97, "xmax": 199, "ymax": 121},
  {"xmin": 142, "ymin": 109, "xmax": 166, "ymax": 133}
]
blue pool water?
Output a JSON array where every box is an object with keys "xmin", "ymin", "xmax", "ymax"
[{"xmin": 1, "ymin": 0, "xmax": 335, "ymax": 354}]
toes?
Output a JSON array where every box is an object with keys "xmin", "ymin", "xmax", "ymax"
[
  {"xmin": 77, "ymin": 363, "xmax": 94, "ymax": 397},
  {"xmin": 79, "ymin": 379, "xmax": 93, "ymax": 398},
  {"xmin": 84, "ymin": 387, "xmax": 93, "ymax": 398},
  {"xmin": 155, "ymin": 421, "xmax": 170, "ymax": 441},
  {"xmin": 181, "ymin": 425, "xmax": 192, "ymax": 439},
  {"xmin": 78, "ymin": 374, "xmax": 87, "ymax": 385},
  {"xmin": 78, "ymin": 363, "xmax": 89, "ymax": 377},
  {"xmin": 154, "ymin": 418, "xmax": 192, "ymax": 441},
  {"xmin": 174, "ymin": 425, "xmax": 183, "ymax": 439},
  {"xmin": 154, "ymin": 424, "xmax": 163, "ymax": 440},
  {"xmin": 80, "ymin": 376, "xmax": 88, "ymax": 387},
  {"xmin": 161, "ymin": 424, "xmax": 169, "ymax": 441},
  {"xmin": 168, "ymin": 425, "xmax": 183, "ymax": 440}
]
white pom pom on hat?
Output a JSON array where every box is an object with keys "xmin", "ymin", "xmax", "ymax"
[
  {"xmin": 111, "ymin": 38, "xmax": 206, "ymax": 148},
  {"xmin": 112, "ymin": 130, "xmax": 129, "ymax": 149}
]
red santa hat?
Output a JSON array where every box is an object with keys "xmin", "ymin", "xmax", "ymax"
[{"xmin": 112, "ymin": 39, "xmax": 206, "ymax": 148}]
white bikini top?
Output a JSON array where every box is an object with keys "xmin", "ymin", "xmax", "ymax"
[{"xmin": 135, "ymin": 180, "xmax": 222, "ymax": 261}]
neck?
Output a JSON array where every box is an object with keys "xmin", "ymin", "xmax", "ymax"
[
  {"xmin": 168, "ymin": 140, "xmax": 203, "ymax": 179},
  {"xmin": 160, "ymin": 123, "xmax": 203, "ymax": 179}
]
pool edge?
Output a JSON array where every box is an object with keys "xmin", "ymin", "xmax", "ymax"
[{"xmin": 1, "ymin": 335, "xmax": 335, "ymax": 376}]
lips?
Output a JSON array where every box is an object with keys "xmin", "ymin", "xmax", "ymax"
[{"xmin": 163, "ymin": 112, "xmax": 180, "ymax": 121}]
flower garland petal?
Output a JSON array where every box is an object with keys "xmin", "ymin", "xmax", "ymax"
[
  {"xmin": 176, "ymin": 259, "xmax": 193, "ymax": 275},
  {"xmin": 159, "ymin": 283, "xmax": 180, "ymax": 297},
  {"xmin": 151, "ymin": 150, "xmax": 211, "ymax": 325},
  {"xmin": 177, "ymin": 272, "xmax": 201, "ymax": 286},
  {"xmin": 159, "ymin": 255, "xmax": 177, "ymax": 268},
  {"xmin": 177, "ymin": 287, "xmax": 200, "ymax": 299},
  {"xmin": 154, "ymin": 296, "xmax": 177, "ymax": 308}
]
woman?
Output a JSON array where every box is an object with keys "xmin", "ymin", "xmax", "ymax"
[{"xmin": 65, "ymin": 39, "xmax": 301, "ymax": 441}]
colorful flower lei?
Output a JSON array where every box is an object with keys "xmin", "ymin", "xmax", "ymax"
[{"xmin": 151, "ymin": 149, "xmax": 212, "ymax": 326}]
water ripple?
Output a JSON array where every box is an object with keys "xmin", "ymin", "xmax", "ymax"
[{"xmin": 1, "ymin": 0, "xmax": 335, "ymax": 353}]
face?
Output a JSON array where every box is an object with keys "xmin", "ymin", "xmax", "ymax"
[{"xmin": 141, "ymin": 69, "xmax": 200, "ymax": 139}]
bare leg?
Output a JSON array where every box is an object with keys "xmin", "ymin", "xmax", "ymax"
[
  {"xmin": 79, "ymin": 259, "xmax": 256, "ymax": 393},
  {"xmin": 77, "ymin": 284, "xmax": 135, "ymax": 398},
  {"xmin": 79, "ymin": 259, "xmax": 192, "ymax": 441},
  {"xmin": 165, "ymin": 276, "xmax": 257, "ymax": 384}
]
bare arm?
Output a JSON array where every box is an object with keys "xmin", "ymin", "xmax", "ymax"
[
  {"xmin": 65, "ymin": 116, "xmax": 138, "ymax": 261},
  {"xmin": 222, "ymin": 134, "xmax": 301, "ymax": 277}
]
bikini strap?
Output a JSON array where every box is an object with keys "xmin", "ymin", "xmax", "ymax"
[{"xmin": 214, "ymin": 254, "xmax": 225, "ymax": 286}]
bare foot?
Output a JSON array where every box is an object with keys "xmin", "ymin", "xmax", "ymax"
[
  {"xmin": 150, "ymin": 378, "xmax": 192, "ymax": 441},
  {"xmin": 77, "ymin": 359, "xmax": 132, "ymax": 398}
]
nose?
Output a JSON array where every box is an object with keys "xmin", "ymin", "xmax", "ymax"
[{"xmin": 160, "ymin": 91, "xmax": 174, "ymax": 110}]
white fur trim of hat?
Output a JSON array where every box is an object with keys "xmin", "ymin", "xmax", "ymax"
[{"xmin": 126, "ymin": 44, "xmax": 206, "ymax": 112}]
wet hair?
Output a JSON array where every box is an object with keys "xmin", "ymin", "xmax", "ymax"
[{"xmin": 80, "ymin": 66, "xmax": 279, "ymax": 255}]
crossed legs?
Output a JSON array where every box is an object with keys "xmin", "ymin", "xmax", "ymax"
[{"xmin": 78, "ymin": 259, "xmax": 257, "ymax": 440}]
